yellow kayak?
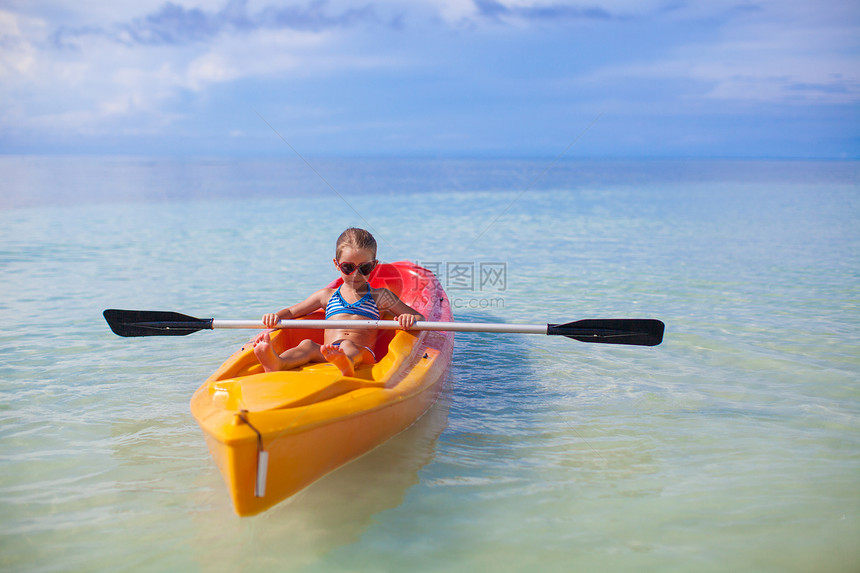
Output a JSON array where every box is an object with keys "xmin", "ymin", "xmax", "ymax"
[{"xmin": 190, "ymin": 261, "xmax": 454, "ymax": 516}]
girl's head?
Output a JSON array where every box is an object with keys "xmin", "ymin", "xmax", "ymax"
[
  {"xmin": 335, "ymin": 228, "xmax": 377, "ymax": 260},
  {"xmin": 334, "ymin": 228, "xmax": 378, "ymax": 279}
]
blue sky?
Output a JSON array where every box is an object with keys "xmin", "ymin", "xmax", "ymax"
[{"xmin": 1, "ymin": 0, "xmax": 858, "ymax": 158}]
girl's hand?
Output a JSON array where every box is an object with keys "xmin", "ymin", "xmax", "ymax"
[
  {"xmin": 262, "ymin": 313, "xmax": 280, "ymax": 329},
  {"xmin": 397, "ymin": 313, "xmax": 419, "ymax": 330}
]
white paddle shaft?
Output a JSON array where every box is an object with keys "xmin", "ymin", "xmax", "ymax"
[{"xmin": 210, "ymin": 319, "xmax": 548, "ymax": 335}]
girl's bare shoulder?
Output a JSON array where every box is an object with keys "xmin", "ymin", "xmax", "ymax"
[{"xmin": 317, "ymin": 286, "xmax": 336, "ymax": 302}]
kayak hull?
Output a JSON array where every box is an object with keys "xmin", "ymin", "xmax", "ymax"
[{"xmin": 190, "ymin": 262, "xmax": 454, "ymax": 516}]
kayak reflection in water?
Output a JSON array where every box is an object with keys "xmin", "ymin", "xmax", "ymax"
[{"xmin": 252, "ymin": 228, "xmax": 424, "ymax": 377}]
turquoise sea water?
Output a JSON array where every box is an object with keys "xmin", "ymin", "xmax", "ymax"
[{"xmin": 1, "ymin": 157, "xmax": 858, "ymax": 572}]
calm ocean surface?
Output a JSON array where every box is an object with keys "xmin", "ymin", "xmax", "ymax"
[{"xmin": 1, "ymin": 157, "xmax": 858, "ymax": 572}]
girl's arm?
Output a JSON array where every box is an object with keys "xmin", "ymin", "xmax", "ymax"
[
  {"xmin": 375, "ymin": 288, "xmax": 425, "ymax": 329},
  {"xmin": 262, "ymin": 288, "xmax": 331, "ymax": 328}
]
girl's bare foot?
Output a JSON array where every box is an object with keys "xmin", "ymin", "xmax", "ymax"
[
  {"xmin": 321, "ymin": 344, "xmax": 355, "ymax": 377},
  {"xmin": 253, "ymin": 332, "xmax": 284, "ymax": 373}
]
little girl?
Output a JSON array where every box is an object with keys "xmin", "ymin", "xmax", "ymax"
[{"xmin": 252, "ymin": 228, "xmax": 424, "ymax": 377}]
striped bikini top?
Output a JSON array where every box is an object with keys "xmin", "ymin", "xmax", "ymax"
[{"xmin": 325, "ymin": 286, "xmax": 380, "ymax": 320}]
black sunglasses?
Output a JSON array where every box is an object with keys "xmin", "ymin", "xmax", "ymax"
[{"xmin": 336, "ymin": 260, "xmax": 377, "ymax": 276}]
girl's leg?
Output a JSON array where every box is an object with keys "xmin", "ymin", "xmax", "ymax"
[
  {"xmin": 320, "ymin": 340, "xmax": 374, "ymax": 377},
  {"xmin": 253, "ymin": 334, "xmax": 324, "ymax": 373}
]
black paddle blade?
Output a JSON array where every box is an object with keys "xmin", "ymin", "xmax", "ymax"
[
  {"xmin": 547, "ymin": 319, "xmax": 664, "ymax": 346},
  {"xmin": 103, "ymin": 309, "xmax": 213, "ymax": 337}
]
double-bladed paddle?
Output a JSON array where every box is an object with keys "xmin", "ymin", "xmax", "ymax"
[{"xmin": 103, "ymin": 309, "xmax": 664, "ymax": 346}]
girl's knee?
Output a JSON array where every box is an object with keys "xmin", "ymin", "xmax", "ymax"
[
  {"xmin": 286, "ymin": 338, "xmax": 322, "ymax": 361},
  {"xmin": 339, "ymin": 341, "xmax": 372, "ymax": 363},
  {"xmin": 333, "ymin": 340, "xmax": 356, "ymax": 357},
  {"xmin": 297, "ymin": 338, "xmax": 317, "ymax": 351}
]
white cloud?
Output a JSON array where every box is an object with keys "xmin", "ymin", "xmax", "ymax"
[
  {"xmin": 182, "ymin": 28, "xmax": 329, "ymax": 91},
  {"xmin": 0, "ymin": 3, "xmax": 390, "ymax": 135},
  {"xmin": 424, "ymin": 0, "xmax": 479, "ymax": 24},
  {"xmin": 186, "ymin": 53, "xmax": 241, "ymax": 90},
  {"xmin": 0, "ymin": 10, "xmax": 44, "ymax": 78},
  {"xmin": 4, "ymin": 0, "xmax": 229, "ymax": 27},
  {"xmin": 576, "ymin": 0, "xmax": 860, "ymax": 106},
  {"xmin": 413, "ymin": 0, "xmax": 738, "ymax": 26},
  {"xmin": 0, "ymin": 1, "xmax": 857, "ymax": 155}
]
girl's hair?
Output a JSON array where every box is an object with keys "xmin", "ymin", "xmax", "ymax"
[{"xmin": 335, "ymin": 228, "xmax": 377, "ymax": 259}]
